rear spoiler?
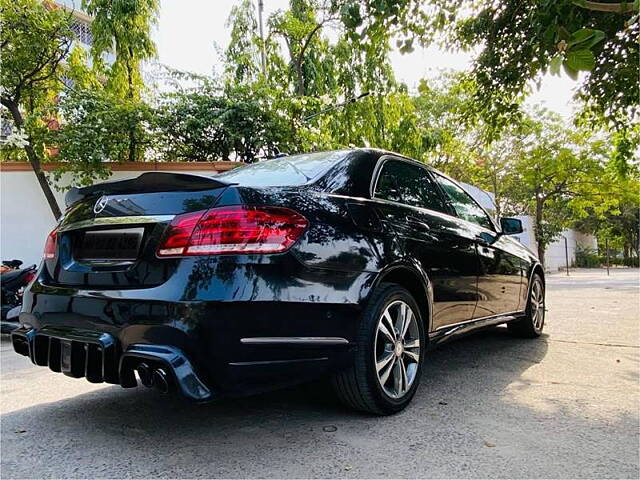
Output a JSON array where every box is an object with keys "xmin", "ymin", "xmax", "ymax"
[{"xmin": 65, "ymin": 172, "xmax": 231, "ymax": 207}]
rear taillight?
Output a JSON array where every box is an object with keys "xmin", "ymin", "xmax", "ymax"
[
  {"xmin": 23, "ymin": 271, "xmax": 36, "ymax": 284},
  {"xmin": 43, "ymin": 228, "xmax": 58, "ymax": 259},
  {"xmin": 157, "ymin": 206, "xmax": 308, "ymax": 257}
]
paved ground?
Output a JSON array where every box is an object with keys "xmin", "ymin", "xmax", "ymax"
[{"xmin": 1, "ymin": 268, "xmax": 638, "ymax": 478}]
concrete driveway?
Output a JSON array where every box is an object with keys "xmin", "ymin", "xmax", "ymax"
[{"xmin": 1, "ymin": 269, "xmax": 638, "ymax": 478}]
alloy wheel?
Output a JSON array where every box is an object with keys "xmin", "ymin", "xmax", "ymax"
[
  {"xmin": 374, "ymin": 300, "xmax": 421, "ymax": 399},
  {"xmin": 531, "ymin": 279, "xmax": 545, "ymax": 330}
]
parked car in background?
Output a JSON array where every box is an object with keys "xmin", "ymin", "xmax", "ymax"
[{"xmin": 10, "ymin": 149, "xmax": 545, "ymax": 414}]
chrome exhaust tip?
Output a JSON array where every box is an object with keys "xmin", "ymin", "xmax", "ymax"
[
  {"xmin": 136, "ymin": 362, "xmax": 153, "ymax": 388},
  {"xmin": 152, "ymin": 368, "xmax": 171, "ymax": 394}
]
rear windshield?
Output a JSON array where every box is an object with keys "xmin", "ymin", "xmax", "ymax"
[{"xmin": 215, "ymin": 151, "xmax": 349, "ymax": 187}]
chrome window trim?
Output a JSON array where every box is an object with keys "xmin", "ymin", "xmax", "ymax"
[
  {"xmin": 58, "ymin": 215, "xmax": 175, "ymax": 232},
  {"xmin": 366, "ymin": 197, "xmax": 453, "ymax": 225}
]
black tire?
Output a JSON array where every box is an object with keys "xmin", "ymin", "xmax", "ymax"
[
  {"xmin": 508, "ymin": 273, "xmax": 545, "ymax": 338},
  {"xmin": 332, "ymin": 283, "xmax": 425, "ymax": 415}
]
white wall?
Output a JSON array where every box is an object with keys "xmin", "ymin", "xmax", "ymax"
[
  {"xmin": 545, "ymin": 229, "xmax": 598, "ymax": 272},
  {"xmin": 0, "ymin": 169, "xmax": 221, "ymax": 266},
  {"xmin": 507, "ymin": 214, "xmax": 598, "ymax": 271}
]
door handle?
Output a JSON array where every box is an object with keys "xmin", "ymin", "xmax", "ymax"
[{"xmin": 407, "ymin": 217, "xmax": 431, "ymax": 230}]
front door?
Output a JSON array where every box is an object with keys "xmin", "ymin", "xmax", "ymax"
[{"xmin": 431, "ymin": 173, "xmax": 523, "ymax": 317}]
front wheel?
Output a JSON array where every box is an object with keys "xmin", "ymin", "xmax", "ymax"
[
  {"xmin": 508, "ymin": 273, "xmax": 545, "ymax": 338},
  {"xmin": 332, "ymin": 284, "xmax": 425, "ymax": 415}
]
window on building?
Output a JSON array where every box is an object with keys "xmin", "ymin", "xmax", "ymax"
[{"xmin": 70, "ymin": 19, "xmax": 93, "ymax": 46}]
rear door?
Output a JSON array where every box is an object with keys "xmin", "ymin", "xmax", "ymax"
[
  {"xmin": 431, "ymin": 173, "xmax": 523, "ymax": 317},
  {"xmin": 371, "ymin": 158, "xmax": 480, "ymax": 330}
]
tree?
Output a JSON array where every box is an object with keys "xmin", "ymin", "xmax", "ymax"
[
  {"xmin": 52, "ymin": 87, "xmax": 153, "ymax": 186},
  {"xmin": 575, "ymin": 170, "xmax": 640, "ymax": 264},
  {"xmin": 153, "ymin": 72, "xmax": 290, "ymax": 163},
  {"xmin": 499, "ymin": 110, "xmax": 618, "ymax": 263},
  {"xmin": 224, "ymin": 0, "xmax": 262, "ymax": 85},
  {"xmin": 0, "ymin": 0, "xmax": 73, "ymax": 218},
  {"xmin": 425, "ymin": 0, "xmax": 638, "ymax": 158},
  {"xmin": 269, "ymin": 0, "xmax": 339, "ymax": 96},
  {"xmin": 410, "ymin": 75, "xmax": 483, "ymax": 184},
  {"xmin": 325, "ymin": 0, "xmax": 638, "ymax": 164},
  {"xmin": 83, "ymin": 0, "xmax": 159, "ymax": 162}
]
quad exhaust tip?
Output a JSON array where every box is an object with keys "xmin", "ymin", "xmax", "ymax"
[
  {"xmin": 136, "ymin": 363, "xmax": 153, "ymax": 388},
  {"xmin": 136, "ymin": 363, "xmax": 172, "ymax": 394},
  {"xmin": 152, "ymin": 368, "xmax": 170, "ymax": 394}
]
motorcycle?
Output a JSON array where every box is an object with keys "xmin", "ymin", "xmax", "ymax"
[{"xmin": 1, "ymin": 260, "xmax": 37, "ymax": 334}]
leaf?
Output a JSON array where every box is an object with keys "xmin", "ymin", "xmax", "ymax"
[
  {"xmin": 565, "ymin": 49, "xmax": 596, "ymax": 72},
  {"xmin": 549, "ymin": 54, "xmax": 563, "ymax": 76},
  {"xmin": 563, "ymin": 63, "xmax": 579, "ymax": 80},
  {"xmin": 399, "ymin": 38, "xmax": 414, "ymax": 54},
  {"xmin": 567, "ymin": 28, "xmax": 605, "ymax": 50},
  {"xmin": 556, "ymin": 25, "xmax": 571, "ymax": 42}
]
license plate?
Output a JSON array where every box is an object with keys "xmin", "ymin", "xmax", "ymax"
[{"xmin": 76, "ymin": 228, "xmax": 143, "ymax": 261}]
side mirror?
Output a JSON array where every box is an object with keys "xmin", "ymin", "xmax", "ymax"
[{"xmin": 500, "ymin": 217, "xmax": 523, "ymax": 235}]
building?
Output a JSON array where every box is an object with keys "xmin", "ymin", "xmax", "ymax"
[{"xmin": 55, "ymin": 0, "xmax": 116, "ymax": 69}]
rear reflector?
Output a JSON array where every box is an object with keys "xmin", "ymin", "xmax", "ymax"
[
  {"xmin": 156, "ymin": 206, "xmax": 308, "ymax": 257},
  {"xmin": 43, "ymin": 228, "xmax": 58, "ymax": 259}
]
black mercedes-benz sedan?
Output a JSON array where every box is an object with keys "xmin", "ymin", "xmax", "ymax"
[{"xmin": 11, "ymin": 149, "xmax": 545, "ymax": 414}]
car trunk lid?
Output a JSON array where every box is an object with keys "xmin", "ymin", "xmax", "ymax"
[{"xmin": 48, "ymin": 172, "xmax": 231, "ymax": 288}]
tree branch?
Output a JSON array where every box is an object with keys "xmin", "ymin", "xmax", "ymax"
[{"xmin": 574, "ymin": 0, "xmax": 638, "ymax": 14}]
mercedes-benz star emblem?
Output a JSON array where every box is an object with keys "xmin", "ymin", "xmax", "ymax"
[{"xmin": 94, "ymin": 196, "xmax": 109, "ymax": 214}]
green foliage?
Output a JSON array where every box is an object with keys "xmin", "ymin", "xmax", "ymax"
[
  {"xmin": 52, "ymin": 88, "xmax": 153, "ymax": 186},
  {"xmin": 0, "ymin": 0, "xmax": 71, "ymax": 107},
  {"xmin": 154, "ymin": 75, "xmax": 290, "ymax": 162},
  {"xmin": 225, "ymin": 0, "xmax": 262, "ymax": 85},
  {"xmin": 574, "ymin": 245, "xmax": 602, "ymax": 268},
  {"xmin": 343, "ymin": 0, "xmax": 638, "ymax": 166},
  {"xmin": 83, "ymin": 0, "xmax": 159, "ymax": 100},
  {"xmin": 0, "ymin": 0, "xmax": 76, "ymax": 216},
  {"xmin": 491, "ymin": 109, "xmax": 623, "ymax": 260}
]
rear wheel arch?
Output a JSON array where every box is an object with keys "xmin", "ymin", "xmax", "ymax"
[{"xmin": 372, "ymin": 264, "xmax": 433, "ymax": 334}]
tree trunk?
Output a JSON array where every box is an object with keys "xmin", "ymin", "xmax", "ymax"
[
  {"xmin": 125, "ymin": 49, "xmax": 138, "ymax": 163},
  {"xmin": 578, "ymin": 1, "xmax": 637, "ymax": 14},
  {"xmin": 2, "ymin": 97, "xmax": 61, "ymax": 219},
  {"xmin": 294, "ymin": 56, "xmax": 305, "ymax": 96},
  {"xmin": 128, "ymin": 128, "xmax": 137, "ymax": 163}
]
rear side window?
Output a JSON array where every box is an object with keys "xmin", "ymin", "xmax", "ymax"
[
  {"xmin": 215, "ymin": 151, "xmax": 349, "ymax": 187},
  {"xmin": 433, "ymin": 174, "xmax": 494, "ymax": 230},
  {"xmin": 374, "ymin": 159, "xmax": 447, "ymax": 213}
]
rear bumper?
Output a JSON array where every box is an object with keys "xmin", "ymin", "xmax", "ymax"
[
  {"xmin": 13, "ymin": 257, "xmax": 374, "ymax": 399},
  {"xmin": 15, "ymin": 290, "xmax": 364, "ymax": 399},
  {"xmin": 11, "ymin": 326, "xmax": 213, "ymax": 401}
]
